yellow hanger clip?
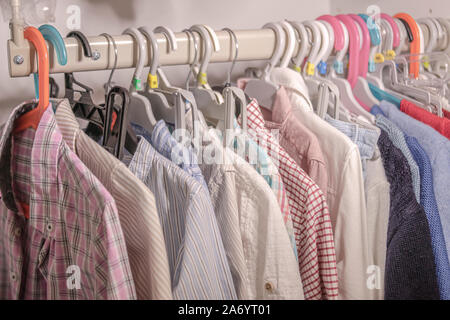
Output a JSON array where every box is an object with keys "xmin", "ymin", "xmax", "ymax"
[
  {"xmin": 198, "ymin": 72, "xmax": 208, "ymax": 85},
  {"xmin": 385, "ymin": 50, "xmax": 396, "ymax": 60},
  {"xmin": 374, "ymin": 53, "xmax": 385, "ymax": 63},
  {"xmin": 306, "ymin": 62, "xmax": 315, "ymax": 76},
  {"xmin": 148, "ymin": 73, "xmax": 159, "ymax": 89}
]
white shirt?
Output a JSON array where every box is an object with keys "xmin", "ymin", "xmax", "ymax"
[
  {"xmin": 365, "ymin": 151, "xmax": 390, "ymax": 300},
  {"xmin": 270, "ymin": 69, "xmax": 371, "ymax": 300},
  {"xmin": 187, "ymin": 112, "xmax": 305, "ymax": 299}
]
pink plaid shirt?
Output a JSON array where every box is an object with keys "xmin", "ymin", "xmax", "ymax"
[
  {"xmin": 240, "ymin": 99, "xmax": 339, "ymax": 300},
  {"xmin": 0, "ymin": 102, "xmax": 136, "ymax": 300}
]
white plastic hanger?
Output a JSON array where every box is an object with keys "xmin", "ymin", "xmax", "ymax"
[
  {"xmin": 278, "ymin": 21, "xmax": 297, "ymax": 68},
  {"xmin": 289, "ymin": 20, "xmax": 309, "ymax": 73},
  {"xmin": 122, "ymin": 27, "xmax": 157, "ymax": 131},
  {"xmin": 137, "ymin": 26, "xmax": 186, "ymax": 131},
  {"xmin": 244, "ymin": 22, "xmax": 284, "ymax": 109},
  {"xmin": 189, "ymin": 24, "xmax": 225, "ymax": 110},
  {"xmin": 302, "ymin": 21, "xmax": 322, "ymax": 77}
]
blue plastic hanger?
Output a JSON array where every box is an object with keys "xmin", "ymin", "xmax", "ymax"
[
  {"xmin": 358, "ymin": 14, "xmax": 402, "ymax": 108},
  {"xmin": 34, "ymin": 24, "xmax": 67, "ymax": 99},
  {"xmin": 358, "ymin": 14, "xmax": 381, "ymax": 46}
]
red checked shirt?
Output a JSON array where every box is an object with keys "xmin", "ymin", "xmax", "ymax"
[
  {"xmin": 240, "ymin": 99, "xmax": 339, "ymax": 300},
  {"xmin": 0, "ymin": 102, "xmax": 136, "ymax": 300}
]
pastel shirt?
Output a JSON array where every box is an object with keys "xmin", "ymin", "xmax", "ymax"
[
  {"xmin": 238, "ymin": 79, "xmax": 328, "ymax": 198},
  {"xmin": 400, "ymin": 99, "xmax": 450, "ymax": 139},
  {"xmin": 406, "ymin": 136, "xmax": 450, "ymax": 300},
  {"xmin": 187, "ymin": 113, "xmax": 305, "ymax": 300},
  {"xmin": 240, "ymin": 99, "xmax": 338, "ymax": 300},
  {"xmin": 324, "ymin": 115, "xmax": 380, "ymax": 179},
  {"xmin": 0, "ymin": 102, "xmax": 136, "ymax": 300},
  {"xmin": 127, "ymin": 137, "xmax": 237, "ymax": 300},
  {"xmin": 55, "ymin": 99, "xmax": 172, "ymax": 300},
  {"xmin": 370, "ymin": 108, "xmax": 421, "ymax": 203},
  {"xmin": 272, "ymin": 80, "xmax": 371, "ymax": 300},
  {"xmin": 216, "ymin": 119, "xmax": 298, "ymax": 258},
  {"xmin": 379, "ymin": 100, "xmax": 450, "ymax": 261}
]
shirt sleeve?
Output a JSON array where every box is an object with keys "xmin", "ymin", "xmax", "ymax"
[{"xmin": 95, "ymin": 200, "xmax": 137, "ymax": 300}]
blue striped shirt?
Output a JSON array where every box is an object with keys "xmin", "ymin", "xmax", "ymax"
[{"xmin": 127, "ymin": 137, "xmax": 237, "ymax": 300}]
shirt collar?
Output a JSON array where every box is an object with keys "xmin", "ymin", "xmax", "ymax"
[
  {"xmin": 0, "ymin": 102, "xmax": 62, "ymax": 215},
  {"xmin": 269, "ymin": 86, "xmax": 294, "ymax": 125},
  {"xmin": 245, "ymin": 98, "xmax": 267, "ymax": 130},
  {"xmin": 53, "ymin": 98, "xmax": 80, "ymax": 151},
  {"xmin": 325, "ymin": 114, "xmax": 380, "ymax": 161}
]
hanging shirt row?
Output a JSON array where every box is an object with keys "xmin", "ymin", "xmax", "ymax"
[{"xmin": 1, "ymin": 12, "xmax": 450, "ymax": 300}]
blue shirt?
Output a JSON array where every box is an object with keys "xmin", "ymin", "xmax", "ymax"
[
  {"xmin": 324, "ymin": 115, "xmax": 379, "ymax": 179},
  {"xmin": 150, "ymin": 120, "xmax": 209, "ymax": 192},
  {"xmin": 379, "ymin": 100, "xmax": 450, "ymax": 261},
  {"xmin": 127, "ymin": 137, "xmax": 237, "ymax": 299},
  {"xmin": 371, "ymin": 111, "xmax": 421, "ymax": 203},
  {"xmin": 406, "ymin": 136, "xmax": 450, "ymax": 300}
]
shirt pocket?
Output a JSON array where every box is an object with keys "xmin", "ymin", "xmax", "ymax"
[{"xmin": 37, "ymin": 236, "xmax": 52, "ymax": 281}]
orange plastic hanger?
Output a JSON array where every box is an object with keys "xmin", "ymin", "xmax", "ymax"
[
  {"xmin": 394, "ymin": 13, "xmax": 420, "ymax": 79},
  {"xmin": 13, "ymin": 26, "xmax": 50, "ymax": 133}
]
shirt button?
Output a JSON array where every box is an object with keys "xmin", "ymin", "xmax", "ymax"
[
  {"xmin": 10, "ymin": 272, "xmax": 17, "ymax": 282},
  {"xmin": 14, "ymin": 228, "xmax": 22, "ymax": 237},
  {"xmin": 265, "ymin": 282, "xmax": 274, "ymax": 292},
  {"xmin": 46, "ymin": 223, "xmax": 53, "ymax": 232}
]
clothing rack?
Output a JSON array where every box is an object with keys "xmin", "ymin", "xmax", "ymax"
[{"xmin": 8, "ymin": 26, "xmax": 279, "ymax": 77}]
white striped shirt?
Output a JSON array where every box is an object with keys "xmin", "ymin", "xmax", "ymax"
[
  {"xmin": 54, "ymin": 99, "xmax": 172, "ymax": 300},
  {"xmin": 128, "ymin": 137, "xmax": 237, "ymax": 300}
]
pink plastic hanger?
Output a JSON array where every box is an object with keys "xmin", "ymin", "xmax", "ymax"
[
  {"xmin": 333, "ymin": 15, "xmax": 375, "ymax": 121},
  {"xmin": 350, "ymin": 14, "xmax": 380, "ymax": 107},
  {"xmin": 336, "ymin": 15, "xmax": 360, "ymax": 87},
  {"xmin": 381, "ymin": 13, "xmax": 400, "ymax": 48},
  {"xmin": 317, "ymin": 14, "xmax": 345, "ymax": 51}
]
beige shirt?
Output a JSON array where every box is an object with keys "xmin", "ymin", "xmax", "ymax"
[
  {"xmin": 270, "ymin": 69, "xmax": 371, "ymax": 300},
  {"xmin": 54, "ymin": 99, "xmax": 172, "ymax": 300},
  {"xmin": 187, "ymin": 113, "xmax": 305, "ymax": 299},
  {"xmin": 365, "ymin": 152, "xmax": 390, "ymax": 300}
]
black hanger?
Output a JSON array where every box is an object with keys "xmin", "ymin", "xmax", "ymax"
[
  {"xmin": 399, "ymin": 18, "xmax": 414, "ymax": 43},
  {"xmin": 103, "ymin": 86, "xmax": 137, "ymax": 159},
  {"xmin": 49, "ymin": 77, "xmax": 59, "ymax": 98},
  {"xmin": 64, "ymin": 31, "xmax": 105, "ymax": 130}
]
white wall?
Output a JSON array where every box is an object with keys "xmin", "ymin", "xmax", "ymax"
[
  {"xmin": 329, "ymin": 0, "xmax": 449, "ymax": 17},
  {"xmin": 1, "ymin": 0, "xmax": 447, "ymax": 123},
  {"xmin": 0, "ymin": 0, "xmax": 331, "ymax": 123}
]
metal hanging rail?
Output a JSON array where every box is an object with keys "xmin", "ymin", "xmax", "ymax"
[{"xmin": 8, "ymin": 29, "xmax": 280, "ymax": 77}]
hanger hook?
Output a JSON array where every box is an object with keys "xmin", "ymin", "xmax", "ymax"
[
  {"xmin": 153, "ymin": 26, "xmax": 178, "ymax": 52},
  {"xmin": 138, "ymin": 26, "xmax": 159, "ymax": 88},
  {"xmin": 189, "ymin": 24, "xmax": 220, "ymax": 86},
  {"xmin": 183, "ymin": 28, "xmax": 199, "ymax": 90},
  {"xmin": 67, "ymin": 30, "xmax": 93, "ymax": 58},
  {"xmin": 262, "ymin": 22, "xmax": 286, "ymax": 78},
  {"xmin": 222, "ymin": 27, "xmax": 239, "ymax": 86},
  {"xmin": 100, "ymin": 33, "xmax": 118, "ymax": 94},
  {"xmin": 123, "ymin": 27, "xmax": 148, "ymax": 92}
]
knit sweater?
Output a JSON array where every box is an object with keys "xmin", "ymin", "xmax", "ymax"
[
  {"xmin": 406, "ymin": 136, "xmax": 450, "ymax": 300},
  {"xmin": 378, "ymin": 130, "xmax": 440, "ymax": 300},
  {"xmin": 373, "ymin": 112, "xmax": 421, "ymax": 203}
]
